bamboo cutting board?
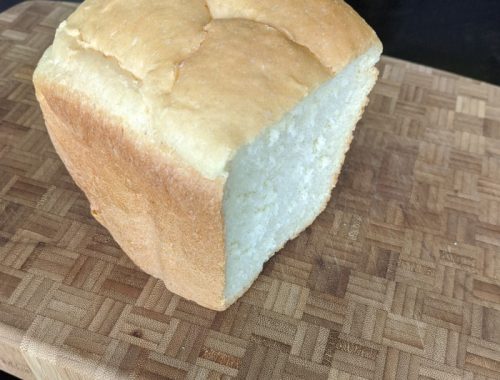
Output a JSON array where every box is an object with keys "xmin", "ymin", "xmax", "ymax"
[{"xmin": 2, "ymin": 1, "xmax": 500, "ymax": 379}]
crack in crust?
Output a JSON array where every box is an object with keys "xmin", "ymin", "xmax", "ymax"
[
  {"xmin": 205, "ymin": 0, "xmax": 381, "ymax": 73},
  {"xmin": 60, "ymin": 12, "xmax": 328, "ymax": 96},
  {"xmin": 56, "ymin": 0, "xmax": 381, "ymax": 117}
]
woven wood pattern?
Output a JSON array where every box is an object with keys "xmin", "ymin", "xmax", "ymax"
[{"xmin": 1, "ymin": 1, "xmax": 500, "ymax": 379}]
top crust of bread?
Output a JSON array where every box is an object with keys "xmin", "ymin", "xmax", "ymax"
[{"xmin": 43, "ymin": 0, "xmax": 381, "ymax": 179}]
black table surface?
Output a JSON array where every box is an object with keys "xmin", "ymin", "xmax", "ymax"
[{"xmin": 1, "ymin": 0, "xmax": 499, "ymax": 85}]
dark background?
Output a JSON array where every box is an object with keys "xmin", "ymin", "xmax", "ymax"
[
  {"xmin": 348, "ymin": 0, "xmax": 500, "ymax": 85},
  {"xmin": 1, "ymin": 0, "xmax": 499, "ymax": 85},
  {"xmin": 0, "ymin": 0, "xmax": 499, "ymax": 379}
]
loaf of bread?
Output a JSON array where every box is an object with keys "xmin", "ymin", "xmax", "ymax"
[{"xmin": 34, "ymin": 0, "xmax": 382, "ymax": 310}]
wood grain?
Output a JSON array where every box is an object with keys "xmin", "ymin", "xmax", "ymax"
[{"xmin": 1, "ymin": 1, "xmax": 500, "ymax": 379}]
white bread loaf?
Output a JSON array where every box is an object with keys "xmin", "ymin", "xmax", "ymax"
[{"xmin": 33, "ymin": 0, "xmax": 382, "ymax": 310}]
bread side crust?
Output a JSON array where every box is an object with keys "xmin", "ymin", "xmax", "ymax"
[{"xmin": 34, "ymin": 79, "xmax": 227, "ymax": 310}]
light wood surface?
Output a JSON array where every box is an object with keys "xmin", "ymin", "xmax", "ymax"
[{"xmin": 1, "ymin": 1, "xmax": 500, "ymax": 379}]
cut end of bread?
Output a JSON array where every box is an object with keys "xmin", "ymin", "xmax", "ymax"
[{"xmin": 222, "ymin": 46, "xmax": 381, "ymax": 304}]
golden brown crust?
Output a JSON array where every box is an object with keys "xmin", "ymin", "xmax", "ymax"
[
  {"xmin": 49, "ymin": 0, "xmax": 380, "ymax": 179},
  {"xmin": 206, "ymin": 0, "xmax": 382, "ymax": 73},
  {"xmin": 34, "ymin": 81, "xmax": 227, "ymax": 310},
  {"xmin": 63, "ymin": 0, "xmax": 210, "ymax": 93}
]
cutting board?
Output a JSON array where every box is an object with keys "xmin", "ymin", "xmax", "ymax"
[{"xmin": 2, "ymin": 2, "xmax": 500, "ymax": 379}]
